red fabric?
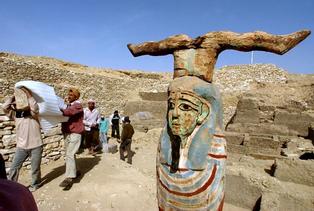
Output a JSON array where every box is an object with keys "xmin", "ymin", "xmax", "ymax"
[
  {"xmin": 0, "ymin": 179, "xmax": 38, "ymax": 211},
  {"xmin": 218, "ymin": 194, "xmax": 225, "ymax": 211},
  {"xmin": 61, "ymin": 102, "xmax": 84, "ymax": 134}
]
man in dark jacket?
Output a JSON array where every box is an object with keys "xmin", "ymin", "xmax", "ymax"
[
  {"xmin": 111, "ymin": 110, "xmax": 120, "ymax": 139},
  {"xmin": 119, "ymin": 116, "xmax": 134, "ymax": 164},
  {"xmin": 59, "ymin": 88, "xmax": 84, "ymax": 190}
]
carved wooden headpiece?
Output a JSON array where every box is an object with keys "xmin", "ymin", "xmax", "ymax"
[{"xmin": 128, "ymin": 30, "xmax": 310, "ymax": 82}]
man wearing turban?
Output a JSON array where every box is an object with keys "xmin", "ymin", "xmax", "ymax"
[{"xmin": 59, "ymin": 88, "xmax": 84, "ymax": 190}]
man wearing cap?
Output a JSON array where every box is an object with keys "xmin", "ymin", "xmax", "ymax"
[
  {"xmin": 2, "ymin": 87, "xmax": 43, "ymax": 192},
  {"xmin": 119, "ymin": 116, "xmax": 134, "ymax": 164},
  {"xmin": 59, "ymin": 88, "xmax": 84, "ymax": 190},
  {"xmin": 83, "ymin": 99, "xmax": 101, "ymax": 155}
]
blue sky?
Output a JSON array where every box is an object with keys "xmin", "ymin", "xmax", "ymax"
[{"xmin": 0, "ymin": 0, "xmax": 313, "ymax": 74}]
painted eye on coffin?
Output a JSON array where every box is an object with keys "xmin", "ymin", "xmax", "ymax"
[
  {"xmin": 168, "ymin": 101, "xmax": 175, "ymax": 109},
  {"xmin": 179, "ymin": 103, "xmax": 194, "ymax": 111}
]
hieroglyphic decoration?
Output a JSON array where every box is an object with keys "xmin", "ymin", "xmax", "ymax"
[{"xmin": 128, "ymin": 29, "xmax": 310, "ymax": 211}]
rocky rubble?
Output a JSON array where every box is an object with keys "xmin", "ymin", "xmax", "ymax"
[
  {"xmin": 214, "ymin": 64, "xmax": 288, "ymax": 93},
  {"xmin": 0, "ymin": 52, "xmax": 171, "ymax": 116},
  {"xmin": 1, "ymin": 52, "xmax": 311, "ymax": 166},
  {"xmin": 0, "ymin": 53, "xmax": 291, "ymax": 116},
  {"xmin": 214, "ymin": 64, "xmax": 290, "ymax": 126}
]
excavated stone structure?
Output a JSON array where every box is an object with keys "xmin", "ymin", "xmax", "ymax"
[{"xmin": 127, "ymin": 29, "xmax": 310, "ymax": 211}]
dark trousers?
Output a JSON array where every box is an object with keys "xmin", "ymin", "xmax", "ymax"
[
  {"xmin": 119, "ymin": 139, "xmax": 132, "ymax": 164},
  {"xmin": 85, "ymin": 129, "xmax": 100, "ymax": 149},
  {"xmin": 111, "ymin": 124, "xmax": 120, "ymax": 139}
]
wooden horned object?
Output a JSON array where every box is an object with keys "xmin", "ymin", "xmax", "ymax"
[
  {"xmin": 128, "ymin": 30, "xmax": 310, "ymax": 82},
  {"xmin": 127, "ymin": 29, "xmax": 310, "ymax": 211}
]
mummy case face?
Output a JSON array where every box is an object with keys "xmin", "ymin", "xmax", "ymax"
[{"xmin": 168, "ymin": 91, "xmax": 209, "ymax": 138}]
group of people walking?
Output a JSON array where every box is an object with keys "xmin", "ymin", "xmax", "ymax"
[
  {"xmin": 82, "ymin": 100, "xmax": 134, "ymax": 165},
  {"xmin": 1, "ymin": 86, "xmax": 134, "ymax": 193}
]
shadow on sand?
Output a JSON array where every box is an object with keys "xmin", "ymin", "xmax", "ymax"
[{"xmin": 40, "ymin": 156, "xmax": 101, "ymax": 186}]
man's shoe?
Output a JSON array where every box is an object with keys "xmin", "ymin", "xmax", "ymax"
[
  {"xmin": 87, "ymin": 149, "xmax": 96, "ymax": 156},
  {"xmin": 62, "ymin": 182, "xmax": 73, "ymax": 191},
  {"xmin": 76, "ymin": 170, "xmax": 81, "ymax": 178},
  {"xmin": 59, "ymin": 178, "xmax": 73, "ymax": 188},
  {"xmin": 28, "ymin": 186, "xmax": 38, "ymax": 192}
]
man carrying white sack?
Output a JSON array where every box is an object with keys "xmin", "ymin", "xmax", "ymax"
[{"xmin": 2, "ymin": 87, "xmax": 43, "ymax": 192}]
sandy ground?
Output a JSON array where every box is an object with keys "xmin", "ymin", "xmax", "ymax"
[{"xmin": 18, "ymin": 132, "xmax": 249, "ymax": 211}]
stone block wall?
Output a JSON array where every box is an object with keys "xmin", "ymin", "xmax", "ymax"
[
  {"xmin": 225, "ymin": 132, "xmax": 283, "ymax": 157},
  {"xmin": 227, "ymin": 96, "xmax": 314, "ymax": 137},
  {"xmin": 272, "ymin": 159, "xmax": 314, "ymax": 186}
]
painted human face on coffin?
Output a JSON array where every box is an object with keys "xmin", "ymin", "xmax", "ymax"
[{"xmin": 168, "ymin": 92, "xmax": 209, "ymax": 138}]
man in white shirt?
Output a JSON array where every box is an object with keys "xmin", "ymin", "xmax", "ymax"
[{"xmin": 83, "ymin": 99, "xmax": 101, "ymax": 155}]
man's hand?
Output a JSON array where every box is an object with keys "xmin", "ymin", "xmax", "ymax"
[
  {"xmin": 91, "ymin": 123, "xmax": 99, "ymax": 129},
  {"xmin": 64, "ymin": 96, "xmax": 69, "ymax": 104},
  {"xmin": 8, "ymin": 95, "xmax": 15, "ymax": 104}
]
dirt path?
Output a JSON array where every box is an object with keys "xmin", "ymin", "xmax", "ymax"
[{"xmin": 18, "ymin": 132, "xmax": 248, "ymax": 211}]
